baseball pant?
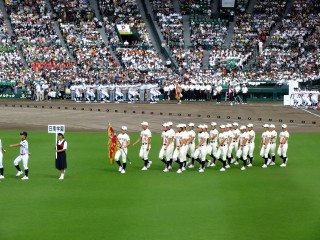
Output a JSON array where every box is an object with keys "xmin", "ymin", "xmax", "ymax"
[
  {"xmin": 260, "ymin": 144, "xmax": 270, "ymax": 158},
  {"xmin": 270, "ymin": 143, "xmax": 276, "ymax": 156},
  {"xmin": 115, "ymin": 148, "xmax": 128, "ymax": 163},
  {"xmin": 0, "ymin": 153, "xmax": 3, "ymax": 168},
  {"xmin": 277, "ymin": 144, "xmax": 288, "ymax": 157},
  {"xmin": 248, "ymin": 142, "xmax": 255, "ymax": 158},
  {"xmin": 139, "ymin": 144, "xmax": 151, "ymax": 160},
  {"xmin": 14, "ymin": 155, "xmax": 29, "ymax": 170},
  {"xmin": 159, "ymin": 145, "xmax": 171, "ymax": 161},
  {"xmin": 237, "ymin": 146, "xmax": 249, "ymax": 160},
  {"xmin": 216, "ymin": 145, "xmax": 228, "ymax": 161}
]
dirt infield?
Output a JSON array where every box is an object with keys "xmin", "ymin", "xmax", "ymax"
[{"xmin": 0, "ymin": 99, "xmax": 319, "ymax": 133}]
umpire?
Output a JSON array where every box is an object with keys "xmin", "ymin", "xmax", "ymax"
[{"xmin": 55, "ymin": 133, "xmax": 67, "ymax": 180}]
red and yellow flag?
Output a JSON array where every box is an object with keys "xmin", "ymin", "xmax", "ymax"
[{"xmin": 107, "ymin": 123, "xmax": 119, "ymax": 164}]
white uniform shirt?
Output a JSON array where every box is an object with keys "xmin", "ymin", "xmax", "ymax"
[
  {"xmin": 261, "ymin": 131, "xmax": 271, "ymax": 145},
  {"xmin": 140, "ymin": 129, "xmax": 152, "ymax": 144},
  {"xmin": 232, "ymin": 129, "xmax": 241, "ymax": 142},
  {"xmin": 218, "ymin": 132, "xmax": 228, "ymax": 146},
  {"xmin": 181, "ymin": 131, "xmax": 189, "ymax": 145},
  {"xmin": 188, "ymin": 130, "xmax": 196, "ymax": 144},
  {"xmin": 269, "ymin": 130, "xmax": 277, "ymax": 144},
  {"xmin": 279, "ymin": 131, "xmax": 289, "ymax": 144},
  {"xmin": 117, "ymin": 133, "xmax": 130, "ymax": 148},
  {"xmin": 210, "ymin": 129, "xmax": 219, "ymax": 143},
  {"xmin": 162, "ymin": 130, "xmax": 172, "ymax": 145},
  {"xmin": 175, "ymin": 132, "xmax": 182, "ymax": 147},
  {"xmin": 239, "ymin": 132, "xmax": 249, "ymax": 146},
  {"xmin": 20, "ymin": 139, "xmax": 29, "ymax": 155},
  {"xmin": 201, "ymin": 131, "xmax": 210, "ymax": 146},
  {"xmin": 248, "ymin": 130, "xmax": 255, "ymax": 143}
]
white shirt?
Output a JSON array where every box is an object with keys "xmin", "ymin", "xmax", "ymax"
[
  {"xmin": 239, "ymin": 132, "xmax": 249, "ymax": 146},
  {"xmin": 140, "ymin": 129, "xmax": 152, "ymax": 144},
  {"xmin": 262, "ymin": 131, "xmax": 271, "ymax": 145},
  {"xmin": 232, "ymin": 129, "xmax": 241, "ymax": 142},
  {"xmin": 279, "ymin": 131, "xmax": 289, "ymax": 144},
  {"xmin": 117, "ymin": 133, "xmax": 130, "ymax": 148},
  {"xmin": 269, "ymin": 130, "xmax": 277, "ymax": 144},
  {"xmin": 218, "ymin": 132, "xmax": 228, "ymax": 146},
  {"xmin": 201, "ymin": 131, "xmax": 210, "ymax": 146},
  {"xmin": 20, "ymin": 139, "xmax": 29, "ymax": 155},
  {"xmin": 210, "ymin": 129, "xmax": 219, "ymax": 142},
  {"xmin": 188, "ymin": 130, "xmax": 196, "ymax": 144},
  {"xmin": 57, "ymin": 140, "xmax": 68, "ymax": 150},
  {"xmin": 248, "ymin": 130, "xmax": 255, "ymax": 143}
]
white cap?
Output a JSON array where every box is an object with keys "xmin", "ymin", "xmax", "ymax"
[
  {"xmin": 141, "ymin": 121, "xmax": 148, "ymax": 126},
  {"xmin": 211, "ymin": 122, "xmax": 217, "ymax": 126},
  {"xmin": 188, "ymin": 123, "xmax": 195, "ymax": 127},
  {"xmin": 220, "ymin": 125, "xmax": 226, "ymax": 129},
  {"xmin": 232, "ymin": 122, "xmax": 239, "ymax": 126},
  {"xmin": 240, "ymin": 125, "xmax": 246, "ymax": 130},
  {"xmin": 176, "ymin": 124, "xmax": 182, "ymax": 128},
  {"xmin": 263, "ymin": 124, "xmax": 269, "ymax": 128},
  {"xmin": 121, "ymin": 126, "xmax": 127, "ymax": 130},
  {"xmin": 162, "ymin": 123, "xmax": 169, "ymax": 127},
  {"xmin": 269, "ymin": 124, "xmax": 275, "ymax": 128},
  {"xmin": 167, "ymin": 121, "xmax": 173, "ymax": 126},
  {"xmin": 197, "ymin": 124, "xmax": 203, "ymax": 128},
  {"xmin": 181, "ymin": 124, "xmax": 187, "ymax": 128},
  {"xmin": 226, "ymin": 124, "xmax": 232, "ymax": 128},
  {"xmin": 282, "ymin": 124, "xmax": 287, "ymax": 128},
  {"xmin": 247, "ymin": 123, "xmax": 253, "ymax": 128},
  {"xmin": 202, "ymin": 125, "xmax": 208, "ymax": 129}
]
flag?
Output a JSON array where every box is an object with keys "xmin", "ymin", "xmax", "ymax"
[{"xmin": 107, "ymin": 123, "xmax": 119, "ymax": 164}]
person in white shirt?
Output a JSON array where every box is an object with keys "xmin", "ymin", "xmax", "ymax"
[
  {"xmin": 172, "ymin": 124, "xmax": 183, "ymax": 171},
  {"xmin": 101, "ymin": 82, "xmax": 110, "ymax": 103},
  {"xmin": 268, "ymin": 124, "xmax": 277, "ymax": 165},
  {"xmin": 0, "ymin": 138, "xmax": 7, "ymax": 179},
  {"xmin": 247, "ymin": 123, "xmax": 255, "ymax": 167},
  {"xmin": 216, "ymin": 85, "xmax": 222, "ymax": 104},
  {"xmin": 208, "ymin": 122, "xmax": 219, "ymax": 166},
  {"xmin": 160, "ymin": 123, "xmax": 174, "ymax": 172},
  {"xmin": 133, "ymin": 122, "xmax": 152, "ymax": 170},
  {"xmin": 194, "ymin": 125, "xmax": 209, "ymax": 172},
  {"xmin": 237, "ymin": 126, "xmax": 249, "ymax": 170},
  {"xmin": 277, "ymin": 124, "xmax": 290, "ymax": 167},
  {"xmin": 229, "ymin": 122, "xmax": 240, "ymax": 165},
  {"xmin": 242, "ymin": 84, "xmax": 248, "ymax": 104},
  {"xmin": 225, "ymin": 124, "xmax": 233, "ymax": 168},
  {"xmin": 215, "ymin": 125, "xmax": 228, "ymax": 171},
  {"xmin": 260, "ymin": 124, "xmax": 271, "ymax": 168},
  {"xmin": 115, "ymin": 126, "xmax": 131, "ymax": 174},
  {"xmin": 186, "ymin": 123, "xmax": 196, "ymax": 166},
  {"xmin": 166, "ymin": 122, "xmax": 175, "ymax": 168},
  {"xmin": 190, "ymin": 125, "xmax": 203, "ymax": 169},
  {"xmin": 10, "ymin": 132, "xmax": 30, "ymax": 180}
]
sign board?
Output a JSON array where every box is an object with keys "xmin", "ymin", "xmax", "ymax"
[
  {"xmin": 221, "ymin": 0, "xmax": 235, "ymax": 8},
  {"xmin": 48, "ymin": 125, "xmax": 65, "ymax": 134},
  {"xmin": 116, "ymin": 24, "xmax": 132, "ymax": 35}
]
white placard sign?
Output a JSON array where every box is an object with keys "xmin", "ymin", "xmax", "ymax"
[
  {"xmin": 221, "ymin": 0, "xmax": 235, "ymax": 8},
  {"xmin": 48, "ymin": 125, "xmax": 66, "ymax": 158}
]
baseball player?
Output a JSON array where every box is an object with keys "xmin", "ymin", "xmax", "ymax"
[
  {"xmin": 215, "ymin": 125, "xmax": 228, "ymax": 171},
  {"xmin": 260, "ymin": 124, "xmax": 271, "ymax": 168},
  {"xmin": 225, "ymin": 124, "xmax": 233, "ymax": 168},
  {"xmin": 133, "ymin": 122, "xmax": 152, "ymax": 170},
  {"xmin": 268, "ymin": 124, "xmax": 277, "ymax": 165},
  {"xmin": 10, "ymin": 131, "xmax": 30, "ymax": 180},
  {"xmin": 128, "ymin": 85, "xmax": 139, "ymax": 103},
  {"xmin": 247, "ymin": 123, "xmax": 255, "ymax": 167},
  {"xmin": 159, "ymin": 123, "xmax": 174, "ymax": 172},
  {"xmin": 230, "ymin": 122, "xmax": 240, "ymax": 165},
  {"xmin": 194, "ymin": 125, "xmax": 209, "ymax": 172},
  {"xmin": 101, "ymin": 82, "xmax": 110, "ymax": 103},
  {"xmin": 290, "ymin": 87, "xmax": 302, "ymax": 108},
  {"xmin": 0, "ymin": 138, "xmax": 7, "ymax": 179},
  {"xmin": 277, "ymin": 124, "xmax": 290, "ymax": 167},
  {"xmin": 189, "ymin": 125, "xmax": 203, "ymax": 169},
  {"xmin": 180, "ymin": 124, "xmax": 189, "ymax": 170},
  {"xmin": 202, "ymin": 125, "xmax": 211, "ymax": 167},
  {"xmin": 115, "ymin": 85, "xmax": 124, "ymax": 103},
  {"xmin": 301, "ymin": 87, "xmax": 311, "ymax": 109},
  {"xmin": 208, "ymin": 122, "xmax": 218, "ymax": 166},
  {"xmin": 186, "ymin": 123, "xmax": 196, "ymax": 167},
  {"xmin": 172, "ymin": 124, "xmax": 183, "ymax": 172},
  {"xmin": 167, "ymin": 122, "xmax": 175, "ymax": 168},
  {"xmin": 115, "ymin": 126, "xmax": 130, "ymax": 174},
  {"xmin": 237, "ymin": 126, "xmax": 249, "ymax": 170}
]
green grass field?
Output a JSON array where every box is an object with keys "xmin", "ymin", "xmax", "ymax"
[{"xmin": 0, "ymin": 131, "xmax": 319, "ymax": 240}]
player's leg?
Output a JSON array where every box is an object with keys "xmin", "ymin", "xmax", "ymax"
[
  {"xmin": 241, "ymin": 146, "xmax": 249, "ymax": 170},
  {"xmin": 139, "ymin": 146, "xmax": 147, "ymax": 170},
  {"xmin": 199, "ymin": 147, "xmax": 207, "ymax": 172},
  {"xmin": 145, "ymin": 145, "xmax": 152, "ymax": 169},
  {"xmin": 21, "ymin": 155, "xmax": 29, "ymax": 179},
  {"xmin": 280, "ymin": 144, "xmax": 288, "ymax": 167},
  {"xmin": 115, "ymin": 150, "xmax": 122, "ymax": 172},
  {"xmin": 270, "ymin": 143, "xmax": 276, "ymax": 165},
  {"xmin": 121, "ymin": 149, "xmax": 127, "ymax": 173},
  {"xmin": 0, "ymin": 154, "xmax": 4, "ymax": 178},
  {"xmin": 248, "ymin": 143, "xmax": 255, "ymax": 166},
  {"xmin": 220, "ymin": 146, "xmax": 228, "ymax": 171},
  {"xmin": 13, "ymin": 156, "xmax": 23, "ymax": 176}
]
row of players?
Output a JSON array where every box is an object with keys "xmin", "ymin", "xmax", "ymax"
[
  {"xmin": 114, "ymin": 121, "xmax": 289, "ymax": 174},
  {"xmin": 291, "ymin": 87, "xmax": 319, "ymax": 110}
]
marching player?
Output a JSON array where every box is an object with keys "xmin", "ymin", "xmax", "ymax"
[
  {"xmin": 189, "ymin": 125, "xmax": 203, "ymax": 169},
  {"xmin": 0, "ymin": 138, "xmax": 7, "ymax": 179},
  {"xmin": 10, "ymin": 131, "xmax": 30, "ymax": 180},
  {"xmin": 247, "ymin": 123, "xmax": 255, "ymax": 167},
  {"xmin": 202, "ymin": 125, "xmax": 211, "ymax": 167},
  {"xmin": 194, "ymin": 125, "xmax": 209, "ymax": 172},
  {"xmin": 172, "ymin": 124, "xmax": 183, "ymax": 172},
  {"xmin": 159, "ymin": 123, "xmax": 174, "ymax": 172},
  {"xmin": 237, "ymin": 126, "xmax": 249, "ymax": 170},
  {"xmin": 208, "ymin": 122, "xmax": 218, "ymax": 166},
  {"xmin": 277, "ymin": 124, "xmax": 290, "ymax": 167},
  {"xmin": 225, "ymin": 124, "xmax": 233, "ymax": 168},
  {"xmin": 268, "ymin": 124, "xmax": 277, "ymax": 165},
  {"xmin": 230, "ymin": 122, "xmax": 240, "ymax": 165},
  {"xmin": 187, "ymin": 123, "xmax": 196, "ymax": 167},
  {"xmin": 180, "ymin": 124, "xmax": 189, "ymax": 170},
  {"xmin": 260, "ymin": 124, "xmax": 271, "ymax": 168},
  {"xmin": 167, "ymin": 122, "xmax": 175, "ymax": 168},
  {"xmin": 133, "ymin": 122, "xmax": 152, "ymax": 170},
  {"xmin": 216, "ymin": 125, "xmax": 228, "ymax": 171},
  {"xmin": 114, "ymin": 126, "xmax": 130, "ymax": 174}
]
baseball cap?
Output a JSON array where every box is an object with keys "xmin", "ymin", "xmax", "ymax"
[
  {"xmin": 211, "ymin": 122, "xmax": 217, "ymax": 126},
  {"xmin": 176, "ymin": 124, "xmax": 182, "ymax": 128},
  {"xmin": 188, "ymin": 123, "xmax": 195, "ymax": 127},
  {"xmin": 197, "ymin": 124, "xmax": 203, "ymax": 128},
  {"xmin": 167, "ymin": 122, "xmax": 173, "ymax": 126},
  {"xmin": 220, "ymin": 125, "xmax": 226, "ymax": 129},
  {"xmin": 141, "ymin": 121, "xmax": 148, "ymax": 126},
  {"xmin": 226, "ymin": 124, "xmax": 232, "ymax": 128},
  {"xmin": 181, "ymin": 124, "xmax": 187, "ymax": 128},
  {"xmin": 20, "ymin": 131, "xmax": 28, "ymax": 137},
  {"xmin": 282, "ymin": 124, "xmax": 287, "ymax": 128},
  {"xmin": 247, "ymin": 123, "xmax": 253, "ymax": 128},
  {"xmin": 269, "ymin": 124, "xmax": 275, "ymax": 128},
  {"xmin": 162, "ymin": 123, "xmax": 169, "ymax": 127},
  {"xmin": 202, "ymin": 125, "xmax": 208, "ymax": 129},
  {"xmin": 263, "ymin": 124, "xmax": 269, "ymax": 128},
  {"xmin": 240, "ymin": 125, "xmax": 246, "ymax": 130},
  {"xmin": 121, "ymin": 126, "xmax": 127, "ymax": 130},
  {"xmin": 232, "ymin": 122, "xmax": 239, "ymax": 126}
]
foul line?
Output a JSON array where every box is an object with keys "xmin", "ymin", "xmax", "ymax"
[{"xmin": 297, "ymin": 106, "xmax": 320, "ymax": 118}]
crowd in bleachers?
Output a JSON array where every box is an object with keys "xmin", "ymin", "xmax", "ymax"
[
  {"xmin": 209, "ymin": 49, "xmax": 252, "ymax": 70},
  {"xmin": 150, "ymin": 0, "xmax": 184, "ymax": 47},
  {"xmin": 180, "ymin": 0, "xmax": 212, "ymax": 15},
  {"xmin": 171, "ymin": 46, "xmax": 203, "ymax": 70}
]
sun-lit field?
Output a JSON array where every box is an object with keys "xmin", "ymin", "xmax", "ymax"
[{"xmin": 0, "ymin": 131, "xmax": 319, "ymax": 240}]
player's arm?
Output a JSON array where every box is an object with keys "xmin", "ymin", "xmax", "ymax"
[
  {"xmin": 218, "ymin": 137, "xmax": 226, "ymax": 148},
  {"xmin": 196, "ymin": 138, "xmax": 205, "ymax": 149},
  {"xmin": 146, "ymin": 137, "xmax": 151, "ymax": 151},
  {"xmin": 281, "ymin": 136, "xmax": 288, "ymax": 145},
  {"xmin": 10, "ymin": 143, "xmax": 21, "ymax": 148},
  {"xmin": 132, "ymin": 137, "xmax": 142, "ymax": 146},
  {"xmin": 211, "ymin": 133, "xmax": 217, "ymax": 141},
  {"xmin": 122, "ymin": 140, "xmax": 130, "ymax": 149}
]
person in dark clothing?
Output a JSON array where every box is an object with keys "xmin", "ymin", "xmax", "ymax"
[{"xmin": 55, "ymin": 133, "xmax": 67, "ymax": 180}]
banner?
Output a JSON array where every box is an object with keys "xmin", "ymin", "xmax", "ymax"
[
  {"xmin": 221, "ymin": 0, "xmax": 235, "ymax": 8},
  {"xmin": 107, "ymin": 123, "xmax": 119, "ymax": 164},
  {"xmin": 116, "ymin": 24, "xmax": 132, "ymax": 35}
]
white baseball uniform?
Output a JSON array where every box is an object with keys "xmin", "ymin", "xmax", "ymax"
[
  {"xmin": 139, "ymin": 128, "xmax": 151, "ymax": 160},
  {"xmin": 237, "ymin": 132, "xmax": 249, "ymax": 160},
  {"xmin": 13, "ymin": 139, "xmax": 29, "ymax": 170},
  {"xmin": 260, "ymin": 131, "xmax": 271, "ymax": 158},
  {"xmin": 216, "ymin": 132, "xmax": 228, "ymax": 161},
  {"xmin": 247, "ymin": 129, "xmax": 255, "ymax": 158},
  {"xmin": 115, "ymin": 133, "xmax": 130, "ymax": 163},
  {"xmin": 269, "ymin": 130, "xmax": 277, "ymax": 157},
  {"xmin": 277, "ymin": 130, "xmax": 289, "ymax": 158}
]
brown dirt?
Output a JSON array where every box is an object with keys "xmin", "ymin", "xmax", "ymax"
[{"xmin": 0, "ymin": 99, "xmax": 319, "ymax": 134}]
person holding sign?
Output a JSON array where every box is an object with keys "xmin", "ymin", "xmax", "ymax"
[{"xmin": 55, "ymin": 133, "xmax": 67, "ymax": 180}]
